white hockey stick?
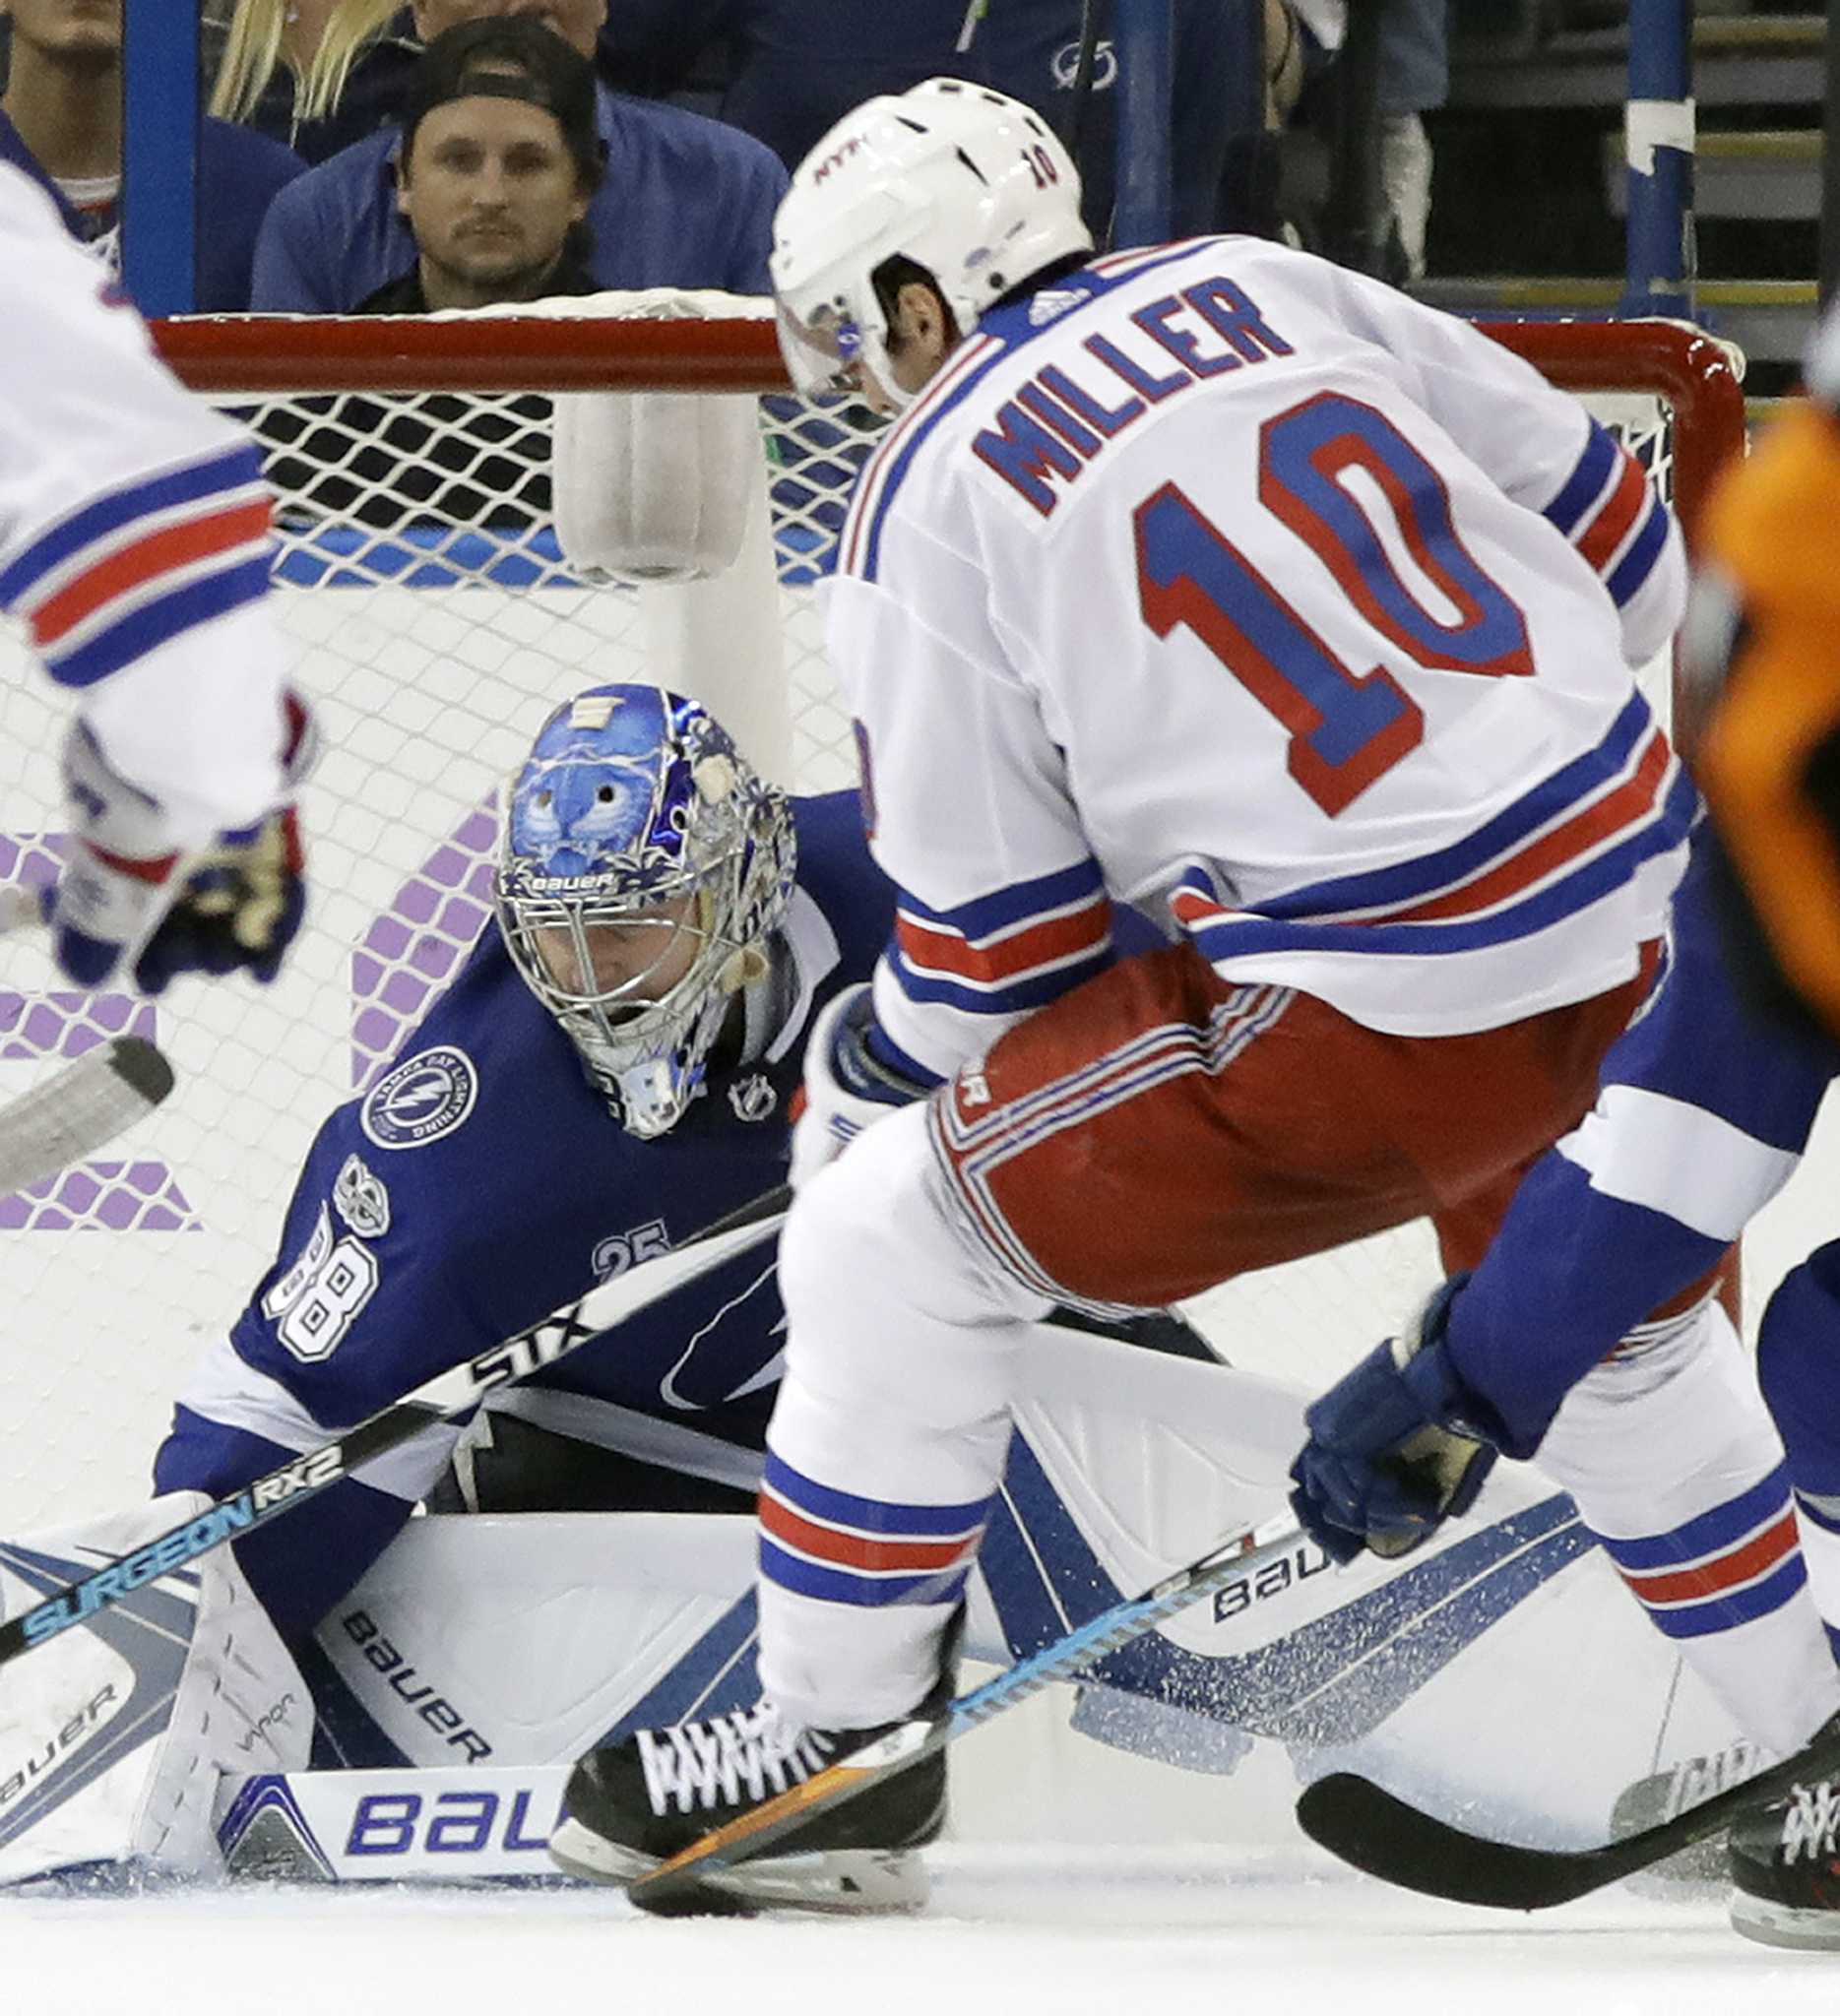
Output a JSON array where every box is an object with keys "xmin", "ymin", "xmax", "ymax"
[
  {"xmin": 0, "ymin": 883, "xmax": 175, "ymax": 1194},
  {"xmin": 0, "ymin": 1035, "xmax": 174, "ymax": 1199}
]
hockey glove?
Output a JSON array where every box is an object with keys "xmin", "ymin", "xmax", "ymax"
[
  {"xmin": 1288, "ymin": 1276, "xmax": 1502, "ymax": 1564},
  {"xmin": 51, "ymin": 691, "xmax": 314, "ymax": 993},
  {"xmin": 790, "ymin": 981, "xmax": 934, "ymax": 1188}
]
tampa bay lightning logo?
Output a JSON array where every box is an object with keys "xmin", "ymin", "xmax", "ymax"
[
  {"xmin": 1051, "ymin": 36, "xmax": 1116, "ymax": 91},
  {"xmin": 360, "ymin": 1046, "xmax": 478, "ymax": 1152}
]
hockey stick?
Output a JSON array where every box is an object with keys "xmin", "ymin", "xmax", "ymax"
[
  {"xmin": 1294, "ymin": 1716, "xmax": 1840, "ymax": 1910},
  {"xmin": 624, "ymin": 1507, "xmax": 1305, "ymax": 1916},
  {"xmin": 0, "ymin": 1035, "xmax": 174, "ymax": 1199},
  {"xmin": 0, "ymin": 1180, "xmax": 792, "ymax": 1672}
]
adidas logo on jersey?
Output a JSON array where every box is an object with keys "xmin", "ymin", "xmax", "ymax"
[{"xmin": 1028, "ymin": 287, "xmax": 1086, "ymax": 327}]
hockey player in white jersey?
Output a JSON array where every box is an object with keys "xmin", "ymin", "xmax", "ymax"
[
  {"xmin": 0, "ymin": 162, "xmax": 308, "ymax": 990},
  {"xmin": 549, "ymin": 80, "xmax": 1695, "ymax": 1909}
]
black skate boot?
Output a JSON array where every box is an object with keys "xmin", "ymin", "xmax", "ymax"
[
  {"xmin": 1730, "ymin": 1745, "xmax": 1840, "ymax": 1949},
  {"xmin": 548, "ymin": 1620, "xmax": 958, "ymax": 1915}
]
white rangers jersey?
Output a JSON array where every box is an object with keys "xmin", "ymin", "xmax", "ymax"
[
  {"xmin": 824, "ymin": 236, "xmax": 1693, "ymax": 1081},
  {"xmin": 0, "ymin": 163, "xmax": 286, "ymax": 836}
]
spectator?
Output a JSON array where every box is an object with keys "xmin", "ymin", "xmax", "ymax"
[
  {"xmin": 259, "ymin": 24, "xmax": 611, "ymax": 540},
  {"xmin": 206, "ymin": 0, "xmax": 417, "ymax": 166},
  {"xmin": 357, "ymin": 15, "xmax": 600, "ymax": 309},
  {"xmin": 250, "ymin": 0, "xmax": 786, "ymax": 310},
  {"xmin": 594, "ymin": 0, "xmax": 1241, "ymax": 242},
  {"xmin": 1377, "ymin": 0, "xmax": 1448, "ymax": 281},
  {"xmin": 0, "ymin": 0, "xmax": 304, "ymax": 308}
]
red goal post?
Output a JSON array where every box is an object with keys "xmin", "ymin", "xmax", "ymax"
[
  {"xmin": 152, "ymin": 309, "xmax": 1746, "ymax": 536},
  {"xmin": 0, "ymin": 311, "xmax": 1746, "ymax": 1532}
]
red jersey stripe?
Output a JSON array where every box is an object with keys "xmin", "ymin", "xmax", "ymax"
[
  {"xmin": 1575, "ymin": 455, "xmax": 1652, "ymax": 576},
  {"xmin": 757, "ymin": 1492, "xmax": 981, "ymax": 1574},
  {"xmin": 1386, "ymin": 730, "xmax": 1673, "ymax": 925},
  {"xmin": 1619, "ymin": 1509, "xmax": 1799, "ymax": 1608},
  {"xmin": 1167, "ymin": 732, "xmax": 1671, "ymax": 935},
  {"xmin": 896, "ymin": 897, "xmax": 1111, "ymax": 984},
  {"xmin": 32, "ymin": 497, "xmax": 273, "ymax": 649}
]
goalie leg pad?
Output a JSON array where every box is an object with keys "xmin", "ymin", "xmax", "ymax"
[{"xmin": 0, "ymin": 1493, "xmax": 310, "ymax": 1884}]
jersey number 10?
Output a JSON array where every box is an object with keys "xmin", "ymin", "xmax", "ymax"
[{"xmin": 1134, "ymin": 391, "xmax": 1534, "ymax": 816}]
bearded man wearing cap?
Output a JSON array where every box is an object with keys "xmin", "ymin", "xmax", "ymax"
[
  {"xmin": 249, "ymin": 0, "xmax": 785, "ymax": 311},
  {"xmin": 354, "ymin": 17, "xmax": 602, "ymax": 311}
]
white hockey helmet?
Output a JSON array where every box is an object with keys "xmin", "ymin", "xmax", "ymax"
[{"xmin": 771, "ymin": 76, "xmax": 1093, "ymax": 411}]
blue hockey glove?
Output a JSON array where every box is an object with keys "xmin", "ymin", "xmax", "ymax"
[
  {"xmin": 790, "ymin": 981, "xmax": 933, "ymax": 1187},
  {"xmin": 1288, "ymin": 1276, "xmax": 1503, "ymax": 1565}
]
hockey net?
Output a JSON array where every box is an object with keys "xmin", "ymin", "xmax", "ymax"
[{"xmin": 0, "ymin": 308, "xmax": 1745, "ymax": 1531}]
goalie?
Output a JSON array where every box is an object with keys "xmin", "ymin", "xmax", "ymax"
[
  {"xmin": 0, "ymin": 679, "xmax": 869, "ymax": 1880},
  {"xmin": 0, "ymin": 675, "xmax": 1193, "ymax": 1889}
]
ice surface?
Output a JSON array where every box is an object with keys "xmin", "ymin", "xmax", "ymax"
[{"xmin": 5, "ymin": 1847, "xmax": 1820, "ymax": 2016}]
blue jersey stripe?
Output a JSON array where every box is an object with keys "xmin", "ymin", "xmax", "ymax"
[
  {"xmin": 1607, "ymin": 500, "xmax": 1670, "ymax": 606},
  {"xmin": 47, "ymin": 554, "xmax": 273, "ymax": 689},
  {"xmin": 864, "ymin": 1017, "xmax": 944, "ymax": 1091},
  {"xmin": 1596, "ymin": 1462, "xmax": 1791, "ymax": 1572},
  {"xmin": 1253, "ymin": 693, "xmax": 1656, "ymax": 924},
  {"xmin": 1541, "ymin": 422, "xmax": 1618, "ymax": 538},
  {"xmin": 896, "ymin": 856, "xmax": 1106, "ymax": 939},
  {"xmin": 854, "ymin": 241, "xmax": 1237, "ymax": 585},
  {"xmin": 758, "ymin": 1538, "xmax": 972, "ymax": 1608},
  {"xmin": 0, "ymin": 444, "xmax": 265, "ymax": 609},
  {"xmin": 890, "ymin": 946, "xmax": 1114, "ymax": 1019},
  {"xmin": 1187, "ymin": 766, "xmax": 1694, "ymax": 965},
  {"xmin": 762, "ymin": 1449, "xmax": 990, "ymax": 1537},
  {"xmin": 1641, "ymin": 1556, "xmax": 1808, "ymax": 1640}
]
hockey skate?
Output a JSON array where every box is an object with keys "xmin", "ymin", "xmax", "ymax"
[
  {"xmin": 1729, "ymin": 1721, "xmax": 1840, "ymax": 1949},
  {"xmin": 549, "ymin": 1628, "xmax": 957, "ymax": 1915}
]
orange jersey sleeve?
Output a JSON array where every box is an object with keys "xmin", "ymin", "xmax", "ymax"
[{"xmin": 1698, "ymin": 398, "xmax": 1840, "ymax": 1040}]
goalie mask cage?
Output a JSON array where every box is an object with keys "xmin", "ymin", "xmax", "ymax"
[{"xmin": 0, "ymin": 311, "xmax": 1745, "ymax": 1532}]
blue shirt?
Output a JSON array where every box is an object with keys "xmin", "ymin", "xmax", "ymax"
[
  {"xmin": 250, "ymin": 80, "xmax": 788, "ymax": 311},
  {"xmin": 0, "ymin": 107, "xmax": 304, "ymax": 311},
  {"xmin": 599, "ymin": 0, "xmax": 1237, "ymax": 240}
]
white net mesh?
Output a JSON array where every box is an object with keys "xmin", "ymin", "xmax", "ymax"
[{"xmin": 0, "ymin": 319, "xmax": 1716, "ymax": 1531}]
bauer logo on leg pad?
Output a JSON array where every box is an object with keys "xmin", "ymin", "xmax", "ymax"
[{"xmin": 0, "ymin": 1684, "xmax": 116, "ymax": 1811}]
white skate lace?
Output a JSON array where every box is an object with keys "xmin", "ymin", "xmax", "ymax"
[
  {"xmin": 637, "ymin": 1705, "xmax": 836, "ymax": 1816},
  {"xmin": 1780, "ymin": 1779, "xmax": 1840, "ymax": 1862}
]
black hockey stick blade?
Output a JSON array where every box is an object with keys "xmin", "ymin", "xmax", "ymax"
[
  {"xmin": 0, "ymin": 1034, "xmax": 175, "ymax": 1199},
  {"xmin": 105, "ymin": 1034, "xmax": 176, "ymax": 1106},
  {"xmin": 1296, "ymin": 1715, "xmax": 1840, "ymax": 1910}
]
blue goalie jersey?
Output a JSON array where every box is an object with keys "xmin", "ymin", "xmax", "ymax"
[{"xmin": 154, "ymin": 792, "xmax": 894, "ymax": 1635}]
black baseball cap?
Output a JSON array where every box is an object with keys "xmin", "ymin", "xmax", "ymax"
[{"xmin": 400, "ymin": 17, "xmax": 603, "ymax": 185}]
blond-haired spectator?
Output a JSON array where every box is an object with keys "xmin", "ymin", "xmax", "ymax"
[
  {"xmin": 0, "ymin": 0, "xmax": 304, "ymax": 307},
  {"xmin": 206, "ymin": 0, "xmax": 417, "ymax": 163},
  {"xmin": 251, "ymin": 0, "xmax": 787, "ymax": 310}
]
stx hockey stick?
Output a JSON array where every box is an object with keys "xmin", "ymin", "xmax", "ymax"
[
  {"xmin": 625, "ymin": 1507, "xmax": 1306, "ymax": 1916},
  {"xmin": 1294, "ymin": 1714, "xmax": 1840, "ymax": 1910},
  {"xmin": 0, "ymin": 1035, "xmax": 174, "ymax": 1200},
  {"xmin": 0, "ymin": 1180, "xmax": 792, "ymax": 1673}
]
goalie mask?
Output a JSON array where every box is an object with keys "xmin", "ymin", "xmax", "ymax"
[
  {"xmin": 771, "ymin": 77, "xmax": 1092, "ymax": 413},
  {"xmin": 495, "ymin": 685, "xmax": 795, "ymax": 1138}
]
